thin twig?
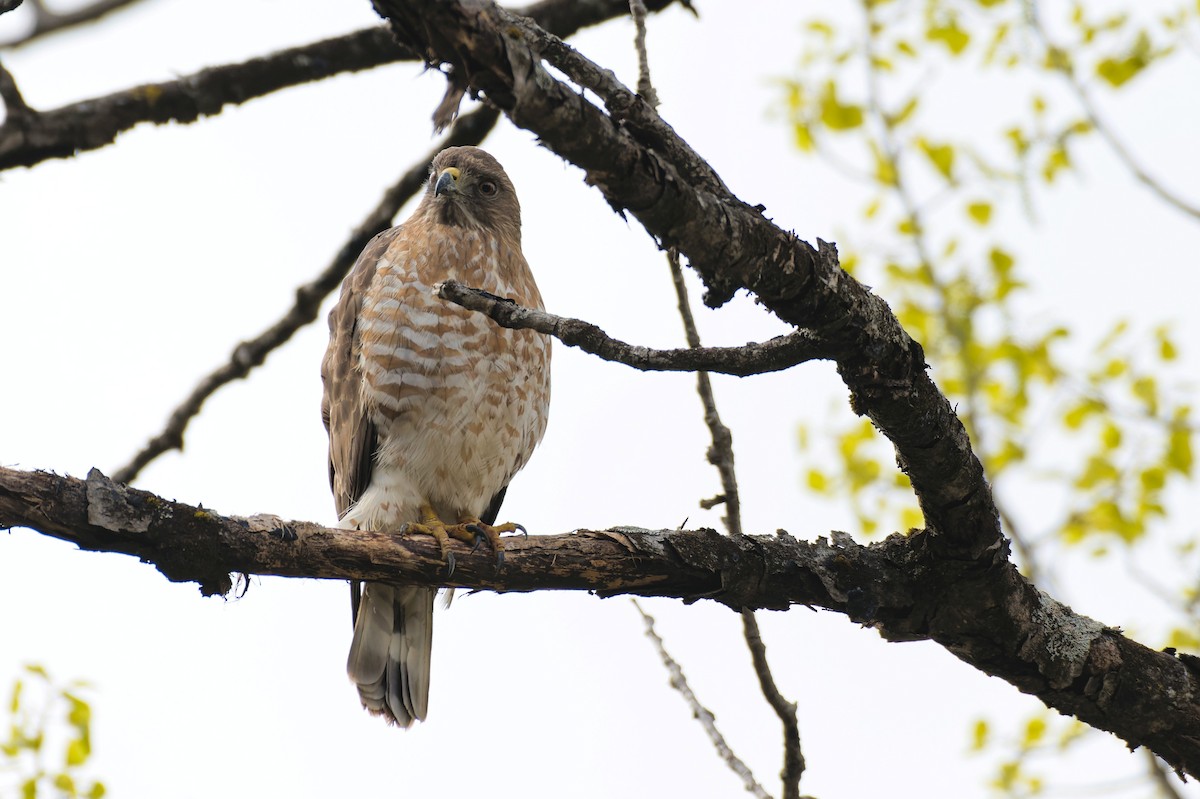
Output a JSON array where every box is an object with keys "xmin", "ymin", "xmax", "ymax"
[
  {"xmin": 1145, "ymin": 748, "xmax": 1186, "ymax": 799},
  {"xmin": 632, "ymin": 600, "xmax": 773, "ymax": 799},
  {"xmin": 0, "ymin": 55, "xmax": 30, "ymax": 119},
  {"xmin": 113, "ymin": 105, "xmax": 500, "ymax": 484},
  {"xmin": 628, "ymin": 0, "xmax": 658, "ymax": 108},
  {"xmin": 436, "ymin": 280, "xmax": 828, "ymax": 376},
  {"xmin": 1, "ymin": 0, "xmax": 145, "ymax": 48},
  {"xmin": 742, "ymin": 611, "xmax": 806, "ymax": 799},
  {"xmin": 669, "ymin": 249, "xmax": 804, "ymax": 799},
  {"xmin": 668, "ymin": 250, "xmax": 742, "ymax": 536}
]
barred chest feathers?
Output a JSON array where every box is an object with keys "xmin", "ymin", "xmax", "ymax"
[{"xmin": 352, "ymin": 226, "xmax": 550, "ymax": 524}]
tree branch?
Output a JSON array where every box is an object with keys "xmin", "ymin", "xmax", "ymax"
[
  {"xmin": 357, "ymin": 0, "xmax": 1200, "ymax": 775},
  {"xmin": 667, "ymin": 250, "xmax": 743, "ymax": 537},
  {"xmin": 435, "ymin": 280, "xmax": 827, "ymax": 376},
  {"xmin": 667, "ymin": 248, "xmax": 804, "ymax": 799},
  {"xmin": 633, "ymin": 600, "xmax": 772, "ymax": 799},
  {"xmin": 370, "ymin": 0, "xmax": 997, "ymax": 568},
  {"xmin": 1, "ymin": 0, "xmax": 148, "ymax": 48},
  {"xmin": 4, "ymin": 463, "xmax": 1200, "ymax": 776},
  {"xmin": 0, "ymin": 27, "xmax": 407, "ymax": 171},
  {"xmin": 0, "ymin": 0, "xmax": 684, "ymax": 172},
  {"xmin": 112, "ymin": 105, "xmax": 500, "ymax": 484},
  {"xmin": 0, "ymin": 56, "xmax": 31, "ymax": 120}
]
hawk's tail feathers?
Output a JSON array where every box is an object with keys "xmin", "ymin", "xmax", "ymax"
[{"xmin": 347, "ymin": 583, "xmax": 434, "ymax": 727}]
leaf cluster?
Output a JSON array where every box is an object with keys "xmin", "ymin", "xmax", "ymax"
[{"xmin": 2, "ymin": 666, "xmax": 104, "ymax": 799}]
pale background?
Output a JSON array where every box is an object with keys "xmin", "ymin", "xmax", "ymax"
[{"xmin": 1, "ymin": 1, "xmax": 1198, "ymax": 797}]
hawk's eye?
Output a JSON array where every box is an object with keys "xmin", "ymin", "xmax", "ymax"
[{"xmin": 478, "ymin": 180, "xmax": 498, "ymax": 197}]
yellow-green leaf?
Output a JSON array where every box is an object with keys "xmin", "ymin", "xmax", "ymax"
[
  {"xmin": 1167, "ymin": 425, "xmax": 1194, "ymax": 475},
  {"xmin": 918, "ymin": 137, "xmax": 956, "ymax": 180},
  {"xmin": 1096, "ymin": 31, "xmax": 1153, "ymax": 88},
  {"xmin": 806, "ymin": 469, "xmax": 829, "ymax": 492},
  {"xmin": 899, "ymin": 506, "xmax": 924, "ymax": 530},
  {"xmin": 793, "ymin": 123, "xmax": 815, "ymax": 153},
  {"xmin": 966, "ymin": 201, "xmax": 992, "ymax": 225},
  {"xmin": 1022, "ymin": 717, "xmax": 1047, "ymax": 747},
  {"xmin": 970, "ymin": 718, "xmax": 989, "ymax": 751},
  {"xmin": 1101, "ymin": 422, "xmax": 1122, "ymax": 450},
  {"xmin": 66, "ymin": 738, "xmax": 89, "ymax": 767},
  {"xmin": 871, "ymin": 140, "xmax": 897, "ymax": 186},
  {"xmin": 1043, "ymin": 145, "xmax": 1071, "ymax": 182},
  {"xmin": 1167, "ymin": 627, "xmax": 1200, "ymax": 651},
  {"xmin": 927, "ymin": 20, "xmax": 970, "ymax": 54},
  {"xmin": 819, "ymin": 81, "xmax": 864, "ymax": 131},
  {"xmin": 988, "ymin": 246, "xmax": 1014, "ymax": 275},
  {"xmin": 1132, "ymin": 375, "xmax": 1158, "ymax": 413},
  {"xmin": 888, "ymin": 96, "xmax": 919, "ymax": 128}
]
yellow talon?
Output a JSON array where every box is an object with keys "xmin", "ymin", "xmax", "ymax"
[{"xmin": 403, "ymin": 503, "xmax": 522, "ymax": 571}]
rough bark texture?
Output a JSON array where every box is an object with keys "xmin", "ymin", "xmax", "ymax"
[
  {"xmin": 2, "ymin": 464, "xmax": 1199, "ymax": 774},
  {"xmin": 0, "ymin": 0, "xmax": 682, "ymax": 172},
  {"xmin": 352, "ymin": 0, "xmax": 1200, "ymax": 777},
  {"xmin": 369, "ymin": 0, "xmax": 997, "ymax": 564}
]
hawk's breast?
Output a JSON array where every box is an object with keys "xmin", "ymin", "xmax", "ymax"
[{"xmin": 354, "ymin": 225, "xmax": 550, "ymax": 521}]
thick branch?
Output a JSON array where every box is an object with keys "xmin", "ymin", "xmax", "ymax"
[
  {"xmin": 0, "ymin": 27, "xmax": 407, "ymax": 171},
  {"xmin": 371, "ymin": 0, "xmax": 998, "ymax": 568},
  {"xmin": 3, "ymin": 464, "xmax": 1200, "ymax": 776},
  {"xmin": 0, "ymin": 0, "xmax": 683, "ymax": 171},
  {"xmin": 112, "ymin": 105, "xmax": 500, "ymax": 484},
  {"xmin": 435, "ymin": 280, "xmax": 827, "ymax": 376}
]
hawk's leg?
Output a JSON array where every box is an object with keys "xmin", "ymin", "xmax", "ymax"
[{"xmin": 404, "ymin": 503, "xmax": 521, "ymax": 572}]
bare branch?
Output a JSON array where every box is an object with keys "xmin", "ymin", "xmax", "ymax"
[
  {"xmin": 111, "ymin": 106, "xmax": 499, "ymax": 484},
  {"xmin": 362, "ymin": 0, "xmax": 1200, "ymax": 775},
  {"xmin": 435, "ymin": 280, "xmax": 827, "ymax": 376},
  {"xmin": 741, "ymin": 611, "xmax": 805, "ymax": 799},
  {"xmin": 0, "ymin": 27, "xmax": 406, "ymax": 172},
  {"xmin": 371, "ymin": 0, "xmax": 998, "ymax": 568},
  {"xmin": 668, "ymin": 249, "xmax": 804, "ymax": 799},
  {"xmin": 627, "ymin": 0, "xmax": 658, "ymax": 108},
  {"xmin": 4, "ymin": 462, "xmax": 1200, "ymax": 777},
  {"xmin": 0, "ymin": 0, "xmax": 686, "ymax": 172},
  {"xmin": 1145, "ymin": 748, "xmax": 1186, "ymax": 799},
  {"xmin": 633, "ymin": 600, "xmax": 773, "ymax": 799},
  {"xmin": 2, "ymin": 0, "xmax": 148, "ymax": 48},
  {"xmin": 0, "ymin": 55, "xmax": 30, "ymax": 119},
  {"xmin": 668, "ymin": 250, "xmax": 742, "ymax": 537}
]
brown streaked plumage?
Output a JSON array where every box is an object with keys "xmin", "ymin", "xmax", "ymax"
[{"xmin": 320, "ymin": 146, "xmax": 551, "ymax": 727}]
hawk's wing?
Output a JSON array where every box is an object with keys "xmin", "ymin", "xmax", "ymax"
[{"xmin": 321, "ymin": 227, "xmax": 402, "ymax": 518}]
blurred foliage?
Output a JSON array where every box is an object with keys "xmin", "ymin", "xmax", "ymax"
[
  {"xmin": 1, "ymin": 665, "xmax": 105, "ymax": 799},
  {"xmin": 779, "ymin": 0, "xmax": 1197, "ymax": 795}
]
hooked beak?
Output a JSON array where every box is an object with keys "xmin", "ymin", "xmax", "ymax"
[{"xmin": 434, "ymin": 166, "xmax": 460, "ymax": 197}]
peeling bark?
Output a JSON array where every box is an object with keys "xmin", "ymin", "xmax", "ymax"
[{"xmin": 3, "ymin": 465, "xmax": 1199, "ymax": 775}]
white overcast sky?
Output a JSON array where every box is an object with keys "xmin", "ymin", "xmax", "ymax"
[{"xmin": 2, "ymin": 1, "xmax": 1199, "ymax": 797}]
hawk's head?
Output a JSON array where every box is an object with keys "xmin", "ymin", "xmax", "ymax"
[{"xmin": 422, "ymin": 146, "xmax": 521, "ymax": 240}]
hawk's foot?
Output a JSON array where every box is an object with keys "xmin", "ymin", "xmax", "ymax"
[{"xmin": 403, "ymin": 504, "xmax": 522, "ymax": 572}]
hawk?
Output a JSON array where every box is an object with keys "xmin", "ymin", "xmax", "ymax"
[{"xmin": 320, "ymin": 146, "xmax": 551, "ymax": 726}]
